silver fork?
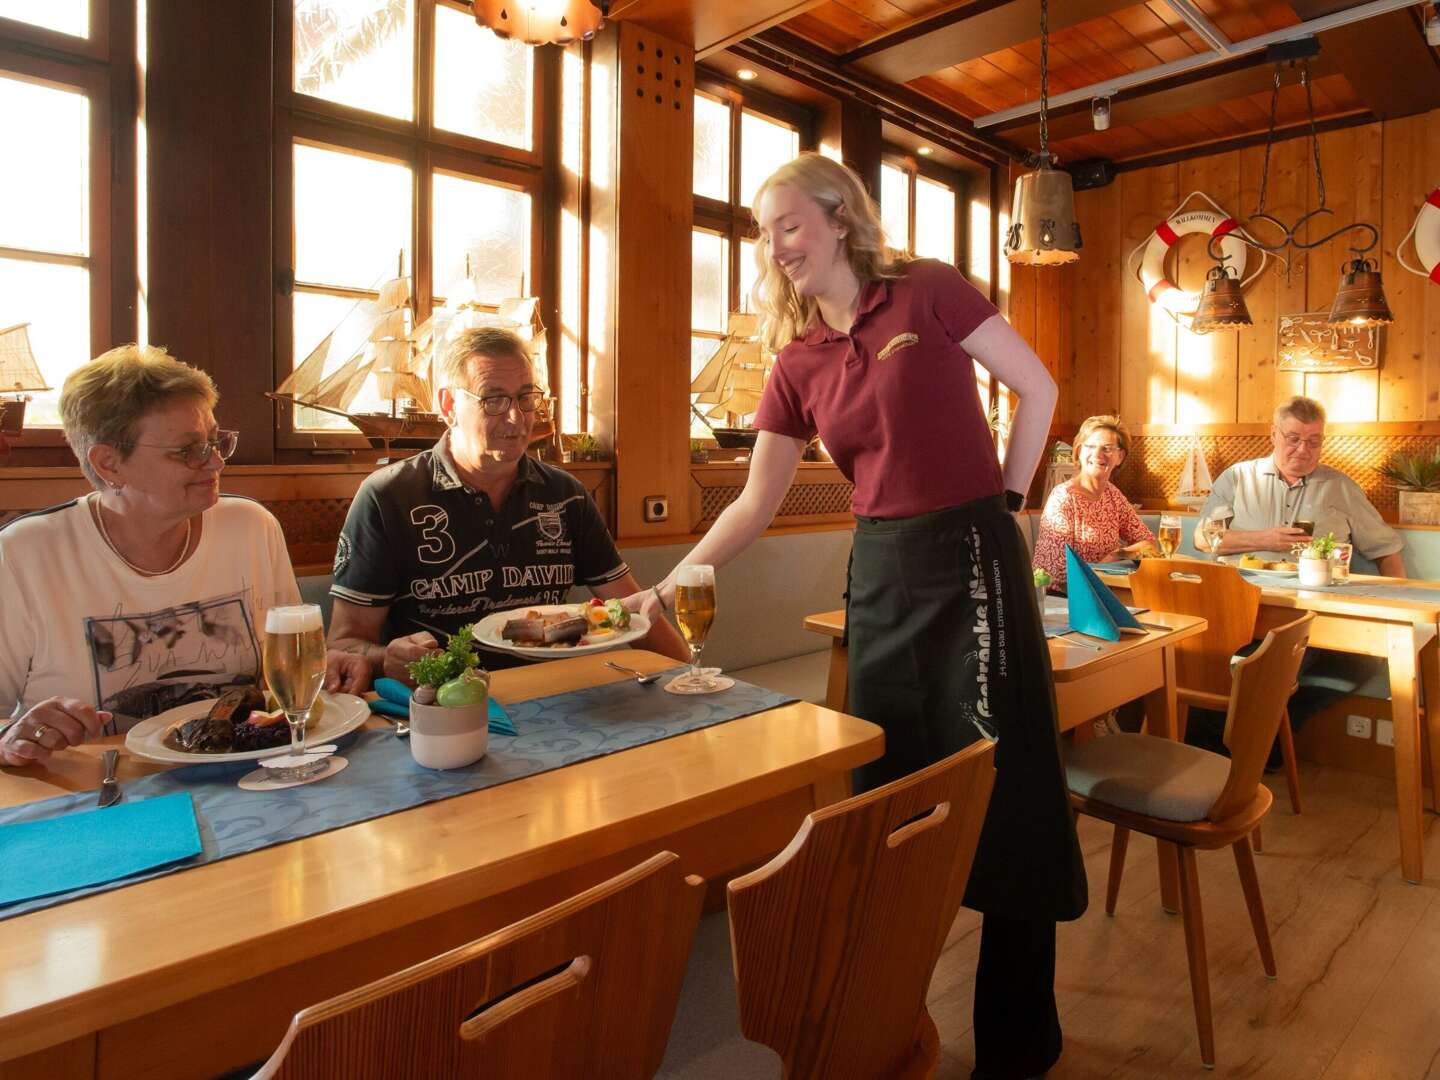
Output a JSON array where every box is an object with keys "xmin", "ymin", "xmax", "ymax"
[
  {"xmin": 98, "ymin": 749, "xmax": 123, "ymax": 807},
  {"xmin": 605, "ymin": 661, "xmax": 662, "ymax": 685}
]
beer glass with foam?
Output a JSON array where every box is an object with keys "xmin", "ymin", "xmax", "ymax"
[{"xmin": 263, "ymin": 604, "xmax": 327, "ymax": 779}]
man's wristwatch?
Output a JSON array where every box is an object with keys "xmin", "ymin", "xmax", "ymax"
[{"xmin": 1004, "ymin": 490, "xmax": 1026, "ymax": 513}]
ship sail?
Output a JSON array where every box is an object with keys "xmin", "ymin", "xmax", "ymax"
[
  {"xmin": 689, "ymin": 311, "xmax": 773, "ymax": 424},
  {"xmin": 1176, "ymin": 436, "xmax": 1212, "ymax": 507},
  {"xmin": 0, "ymin": 324, "xmax": 51, "ymax": 394}
]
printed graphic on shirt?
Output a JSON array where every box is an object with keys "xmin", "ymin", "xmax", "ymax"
[
  {"xmin": 410, "ymin": 505, "xmax": 458, "ymax": 564},
  {"xmin": 84, "ymin": 590, "xmax": 261, "ymax": 732},
  {"xmin": 877, "ymin": 332, "xmax": 920, "ymax": 361},
  {"xmin": 333, "ymin": 532, "xmax": 352, "ymax": 576},
  {"xmin": 516, "ymin": 495, "xmax": 584, "ymax": 558}
]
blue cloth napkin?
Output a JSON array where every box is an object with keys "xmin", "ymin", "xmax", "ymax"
[
  {"xmin": 1087, "ymin": 560, "xmax": 1140, "ymax": 574},
  {"xmin": 0, "ymin": 792, "xmax": 202, "ymax": 905},
  {"xmin": 1065, "ymin": 546, "xmax": 1145, "ymax": 642},
  {"xmin": 369, "ymin": 679, "xmax": 517, "ymax": 736}
]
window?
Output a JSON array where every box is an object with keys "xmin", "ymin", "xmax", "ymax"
[
  {"xmin": 277, "ymin": 0, "xmax": 546, "ymax": 443},
  {"xmin": 879, "ymin": 155, "xmax": 961, "ymax": 267},
  {"xmin": 690, "ymin": 77, "xmax": 808, "ymax": 442}
]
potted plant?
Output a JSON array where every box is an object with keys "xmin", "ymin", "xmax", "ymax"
[
  {"xmin": 1296, "ymin": 532, "xmax": 1336, "ymax": 588},
  {"xmin": 406, "ymin": 625, "xmax": 491, "ymax": 769},
  {"xmin": 690, "ymin": 438, "xmax": 710, "ymax": 464},
  {"xmin": 1376, "ymin": 448, "xmax": 1440, "ymax": 525},
  {"xmin": 571, "ymin": 432, "xmax": 600, "ymax": 462}
]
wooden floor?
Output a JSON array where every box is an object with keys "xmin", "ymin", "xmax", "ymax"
[{"xmin": 927, "ymin": 764, "xmax": 1440, "ymax": 1079}]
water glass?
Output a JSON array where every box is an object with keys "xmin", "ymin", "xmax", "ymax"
[{"xmin": 1331, "ymin": 541, "xmax": 1353, "ymax": 583}]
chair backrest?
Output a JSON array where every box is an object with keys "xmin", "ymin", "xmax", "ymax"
[
  {"xmin": 727, "ymin": 739, "xmax": 997, "ymax": 1079},
  {"xmin": 1129, "ymin": 558, "xmax": 1261, "ymax": 696},
  {"xmin": 1208, "ymin": 612, "xmax": 1314, "ymax": 823},
  {"xmin": 255, "ymin": 852, "xmax": 704, "ymax": 1080}
]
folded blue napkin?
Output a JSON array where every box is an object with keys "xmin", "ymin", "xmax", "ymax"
[
  {"xmin": 1087, "ymin": 560, "xmax": 1140, "ymax": 574},
  {"xmin": 0, "ymin": 792, "xmax": 202, "ymax": 906},
  {"xmin": 370, "ymin": 678, "xmax": 516, "ymax": 736},
  {"xmin": 1065, "ymin": 546, "xmax": 1145, "ymax": 642}
]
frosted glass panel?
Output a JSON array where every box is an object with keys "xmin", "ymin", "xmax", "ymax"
[
  {"xmin": 739, "ymin": 111, "xmax": 797, "ymax": 209},
  {"xmin": 293, "ymin": 0, "xmax": 415, "ymax": 121},
  {"xmin": 739, "ymin": 239, "xmax": 759, "ymax": 314},
  {"xmin": 880, "ymin": 163, "xmax": 909, "ymax": 252},
  {"xmin": 434, "ymin": 7, "xmax": 532, "ymax": 150},
  {"xmin": 0, "ymin": 76, "xmax": 88, "ymax": 256},
  {"xmin": 294, "ymin": 143, "xmax": 412, "ymax": 290},
  {"xmin": 0, "ymin": 0, "xmax": 86, "ymax": 37},
  {"xmin": 693, "ymin": 93, "xmax": 730, "ymax": 201},
  {"xmin": 0, "ymin": 259, "xmax": 89, "ymax": 426},
  {"xmin": 691, "ymin": 230, "xmax": 727, "ymax": 333},
  {"xmin": 915, "ymin": 176, "xmax": 956, "ymax": 265},
  {"xmin": 432, "ymin": 173, "xmax": 531, "ymax": 304}
]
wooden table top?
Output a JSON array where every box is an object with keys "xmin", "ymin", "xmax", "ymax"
[
  {"xmin": 801, "ymin": 609, "xmax": 1209, "ymax": 682},
  {"xmin": 0, "ymin": 649, "xmax": 882, "ymax": 1058}
]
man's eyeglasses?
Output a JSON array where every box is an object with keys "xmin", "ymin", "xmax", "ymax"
[
  {"xmin": 118, "ymin": 430, "xmax": 239, "ymax": 469},
  {"xmin": 453, "ymin": 387, "xmax": 545, "ymax": 416},
  {"xmin": 1278, "ymin": 432, "xmax": 1324, "ymax": 451}
]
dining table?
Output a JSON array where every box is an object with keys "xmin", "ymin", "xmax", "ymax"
[{"xmin": 0, "ymin": 649, "xmax": 882, "ymax": 1079}]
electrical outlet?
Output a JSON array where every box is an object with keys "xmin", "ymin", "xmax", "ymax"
[
  {"xmin": 642, "ymin": 495, "xmax": 669, "ymax": 523},
  {"xmin": 1345, "ymin": 714, "xmax": 1372, "ymax": 739},
  {"xmin": 1377, "ymin": 719, "xmax": 1395, "ymax": 747}
]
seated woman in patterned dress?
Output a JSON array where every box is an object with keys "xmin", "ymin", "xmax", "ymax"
[{"xmin": 1033, "ymin": 414, "xmax": 1156, "ymax": 590}]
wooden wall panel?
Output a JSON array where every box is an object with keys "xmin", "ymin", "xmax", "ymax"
[
  {"xmin": 1068, "ymin": 179, "xmax": 1121, "ymax": 424},
  {"xmin": 1117, "ymin": 163, "xmax": 1178, "ymax": 426},
  {"xmin": 1379, "ymin": 110, "xmax": 1440, "ymax": 422},
  {"xmin": 1175, "ymin": 152, "xmax": 1242, "ymax": 424}
]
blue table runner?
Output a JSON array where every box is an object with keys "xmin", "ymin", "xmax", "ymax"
[
  {"xmin": 0, "ymin": 669, "xmax": 797, "ymax": 920},
  {"xmin": 1238, "ymin": 571, "xmax": 1440, "ymax": 604}
]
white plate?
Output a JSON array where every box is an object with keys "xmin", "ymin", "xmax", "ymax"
[
  {"xmin": 124, "ymin": 691, "xmax": 370, "ymax": 764},
  {"xmin": 474, "ymin": 604, "xmax": 650, "ymax": 660},
  {"xmin": 1220, "ymin": 557, "xmax": 1300, "ymax": 576}
]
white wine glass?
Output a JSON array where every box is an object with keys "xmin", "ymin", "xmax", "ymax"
[
  {"xmin": 1158, "ymin": 514, "xmax": 1182, "ymax": 558},
  {"xmin": 262, "ymin": 604, "xmax": 328, "ymax": 780},
  {"xmin": 1201, "ymin": 514, "xmax": 1228, "ymax": 562},
  {"xmin": 670, "ymin": 565, "xmax": 722, "ymax": 694}
]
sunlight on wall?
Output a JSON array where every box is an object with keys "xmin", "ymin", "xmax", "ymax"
[
  {"xmin": 968, "ymin": 199, "xmax": 991, "ymax": 290},
  {"xmin": 1147, "ymin": 301, "xmax": 1176, "ymax": 422},
  {"xmin": 1174, "ymin": 323, "xmax": 1216, "ymax": 424},
  {"xmin": 560, "ymin": 206, "xmax": 582, "ymax": 432}
]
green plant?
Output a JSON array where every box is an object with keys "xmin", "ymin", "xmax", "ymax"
[
  {"xmin": 1033, "ymin": 567, "xmax": 1053, "ymax": 589},
  {"xmin": 1299, "ymin": 532, "xmax": 1336, "ymax": 561},
  {"xmin": 690, "ymin": 438, "xmax": 708, "ymax": 452},
  {"xmin": 571, "ymin": 432, "xmax": 599, "ymax": 454},
  {"xmin": 408, "ymin": 624, "xmax": 482, "ymax": 690},
  {"xmin": 1376, "ymin": 447, "xmax": 1440, "ymax": 492}
]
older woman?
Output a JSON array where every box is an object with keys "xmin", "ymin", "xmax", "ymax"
[
  {"xmin": 1033, "ymin": 414, "xmax": 1155, "ymax": 590},
  {"xmin": 0, "ymin": 345, "xmax": 367, "ymax": 767}
]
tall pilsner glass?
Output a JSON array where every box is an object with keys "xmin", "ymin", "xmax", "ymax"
[
  {"xmin": 673, "ymin": 565, "xmax": 720, "ymax": 692},
  {"xmin": 263, "ymin": 604, "xmax": 327, "ymax": 779}
]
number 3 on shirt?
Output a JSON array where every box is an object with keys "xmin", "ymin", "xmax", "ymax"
[{"xmin": 410, "ymin": 505, "xmax": 456, "ymax": 564}]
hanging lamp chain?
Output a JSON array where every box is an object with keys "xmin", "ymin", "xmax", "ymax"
[
  {"xmin": 1037, "ymin": 0, "xmax": 1050, "ymax": 165},
  {"xmin": 1303, "ymin": 60, "xmax": 1326, "ymax": 210}
]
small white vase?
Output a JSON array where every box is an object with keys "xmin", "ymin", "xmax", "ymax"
[
  {"xmin": 408, "ymin": 699, "xmax": 489, "ymax": 769},
  {"xmin": 1298, "ymin": 556, "xmax": 1332, "ymax": 588}
]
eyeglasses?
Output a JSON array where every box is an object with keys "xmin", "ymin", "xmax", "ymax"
[
  {"xmin": 452, "ymin": 387, "xmax": 545, "ymax": 416},
  {"xmin": 1278, "ymin": 432, "xmax": 1324, "ymax": 451},
  {"xmin": 118, "ymin": 430, "xmax": 239, "ymax": 469},
  {"xmin": 1081, "ymin": 443, "xmax": 1122, "ymax": 456}
]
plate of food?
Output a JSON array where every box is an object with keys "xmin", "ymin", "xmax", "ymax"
[
  {"xmin": 125, "ymin": 687, "xmax": 369, "ymax": 764},
  {"xmin": 474, "ymin": 599, "xmax": 650, "ymax": 659},
  {"xmin": 1223, "ymin": 554, "xmax": 1300, "ymax": 575}
]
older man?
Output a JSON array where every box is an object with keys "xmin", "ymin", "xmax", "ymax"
[
  {"xmin": 1195, "ymin": 396, "xmax": 1405, "ymax": 576},
  {"xmin": 329, "ymin": 326, "xmax": 688, "ymax": 678}
]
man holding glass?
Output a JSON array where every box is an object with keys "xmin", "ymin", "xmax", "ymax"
[
  {"xmin": 328, "ymin": 327, "xmax": 688, "ymax": 678},
  {"xmin": 1194, "ymin": 396, "xmax": 1404, "ymax": 576}
]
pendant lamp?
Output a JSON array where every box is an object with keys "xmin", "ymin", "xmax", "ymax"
[
  {"xmin": 1190, "ymin": 264, "xmax": 1253, "ymax": 334},
  {"xmin": 473, "ymin": 0, "xmax": 607, "ymax": 46}
]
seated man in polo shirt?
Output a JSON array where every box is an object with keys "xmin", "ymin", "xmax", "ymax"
[
  {"xmin": 1194, "ymin": 395, "xmax": 1405, "ymax": 576},
  {"xmin": 328, "ymin": 326, "xmax": 688, "ymax": 678}
]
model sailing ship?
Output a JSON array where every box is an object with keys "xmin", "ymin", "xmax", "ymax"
[
  {"xmin": 1175, "ymin": 435, "xmax": 1213, "ymax": 509},
  {"xmin": 690, "ymin": 311, "xmax": 773, "ymax": 449},
  {"xmin": 0, "ymin": 323, "xmax": 52, "ymax": 450}
]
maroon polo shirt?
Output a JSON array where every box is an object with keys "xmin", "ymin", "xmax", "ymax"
[{"xmin": 753, "ymin": 258, "xmax": 1004, "ymax": 519}]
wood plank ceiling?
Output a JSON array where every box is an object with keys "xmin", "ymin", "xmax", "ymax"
[{"xmin": 769, "ymin": 0, "xmax": 1440, "ymax": 164}]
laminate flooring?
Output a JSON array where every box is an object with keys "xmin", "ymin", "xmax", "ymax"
[{"xmin": 660, "ymin": 764, "xmax": 1440, "ymax": 1080}]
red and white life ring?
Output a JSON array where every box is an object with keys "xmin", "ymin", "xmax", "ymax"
[
  {"xmin": 1138, "ymin": 209, "xmax": 1248, "ymax": 315},
  {"xmin": 1399, "ymin": 188, "xmax": 1440, "ymax": 285}
]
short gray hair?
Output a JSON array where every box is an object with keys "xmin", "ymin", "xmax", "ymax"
[
  {"xmin": 61, "ymin": 345, "xmax": 218, "ymax": 490},
  {"xmin": 1274, "ymin": 395, "xmax": 1326, "ymax": 426},
  {"xmin": 438, "ymin": 327, "xmax": 532, "ymax": 391}
]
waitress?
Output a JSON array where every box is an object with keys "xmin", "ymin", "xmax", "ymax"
[{"xmin": 631, "ymin": 153, "xmax": 1086, "ymax": 1080}]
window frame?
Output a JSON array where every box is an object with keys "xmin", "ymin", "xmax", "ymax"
[
  {"xmin": 272, "ymin": 0, "xmax": 553, "ymax": 450},
  {"xmin": 879, "ymin": 149, "xmax": 966, "ymax": 268}
]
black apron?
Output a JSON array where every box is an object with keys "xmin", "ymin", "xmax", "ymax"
[{"xmin": 848, "ymin": 496, "xmax": 1088, "ymax": 922}]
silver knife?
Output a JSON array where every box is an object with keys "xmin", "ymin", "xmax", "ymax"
[{"xmin": 98, "ymin": 749, "xmax": 122, "ymax": 807}]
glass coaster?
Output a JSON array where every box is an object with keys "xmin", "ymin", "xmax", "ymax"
[
  {"xmin": 663, "ymin": 674, "xmax": 736, "ymax": 696},
  {"xmin": 238, "ymin": 754, "xmax": 347, "ymax": 791}
]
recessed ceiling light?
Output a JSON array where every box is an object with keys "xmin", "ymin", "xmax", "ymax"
[
  {"xmin": 917, "ymin": 146, "xmax": 933, "ymax": 156},
  {"xmin": 736, "ymin": 68, "xmax": 758, "ymax": 81}
]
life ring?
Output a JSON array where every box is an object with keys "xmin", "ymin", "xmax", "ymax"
[
  {"xmin": 1399, "ymin": 188, "xmax": 1440, "ymax": 284},
  {"xmin": 1138, "ymin": 209, "xmax": 1248, "ymax": 315}
]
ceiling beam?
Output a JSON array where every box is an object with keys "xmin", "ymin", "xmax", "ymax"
[
  {"xmin": 606, "ymin": 0, "xmax": 830, "ymax": 59},
  {"xmin": 838, "ymin": 0, "xmax": 1140, "ymax": 86},
  {"xmin": 1287, "ymin": 1, "xmax": 1440, "ymax": 119},
  {"xmin": 994, "ymin": 51, "xmax": 1339, "ymax": 147}
]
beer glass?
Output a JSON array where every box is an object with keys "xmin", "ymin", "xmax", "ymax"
[
  {"xmin": 263, "ymin": 604, "xmax": 328, "ymax": 779},
  {"xmin": 1158, "ymin": 514, "xmax": 1182, "ymax": 558},
  {"xmin": 672, "ymin": 564, "xmax": 721, "ymax": 693}
]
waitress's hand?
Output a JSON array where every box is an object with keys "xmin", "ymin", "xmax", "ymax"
[
  {"xmin": 621, "ymin": 581, "xmax": 672, "ymax": 622},
  {"xmin": 0, "ymin": 698, "xmax": 112, "ymax": 767}
]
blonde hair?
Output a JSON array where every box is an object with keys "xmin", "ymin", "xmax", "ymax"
[
  {"xmin": 1274, "ymin": 395, "xmax": 1325, "ymax": 426},
  {"xmin": 750, "ymin": 153, "xmax": 910, "ymax": 354},
  {"xmin": 60, "ymin": 345, "xmax": 218, "ymax": 490},
  {"xmin": 1072, "ymin": 415, "xmax": 1131, "ymax": 463},
  {"xmin": 437, "ymin": 326, "xmax": 532, "ymax": 391}
]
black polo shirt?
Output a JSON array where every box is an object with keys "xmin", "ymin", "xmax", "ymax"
[{"xmin": 331, "ymin": 433, "xmax": 629, "ymax": 669}]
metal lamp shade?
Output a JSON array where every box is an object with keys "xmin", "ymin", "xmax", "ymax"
[
  {"xmin": 1004, "ymin": 164, "xmax": 1081, "ymax": 266},
  {"xmin": 1189, "ymin": 269, "xmax": 1252, "ymax": 334},
  {"xmin": 1326, "ymin": 259, "xmax": 1394, "ymax": 328},
  {"xmin": 473, "ymin": 0, "xmax": 605, "ymax": 45}
]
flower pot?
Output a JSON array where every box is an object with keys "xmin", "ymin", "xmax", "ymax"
[
  {"xmin": 408, "ymin": 698, "xmax": 489, "ymax": 769},
  {"xmin": 1397, "ymin": 489, "xmax": 1440, "ymax": 526},
  {"xmin": 1298, "ymin": 556, "xmax": 1332, "ymax": 588},
  {"xmin": 1035, "ymin": 583, "xmax": 1050, "ymax": 615},
  {"xmin": 690, "ymin": 450, "xmax": 709, "ymax": 464}
]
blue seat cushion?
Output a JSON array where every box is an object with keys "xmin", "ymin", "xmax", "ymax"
[{"xmin": 1066, "ymin": 734, "xmax": 1231, "ymax": 822}]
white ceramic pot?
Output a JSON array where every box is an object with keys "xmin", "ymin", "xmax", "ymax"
[
  {"xmin": 1298, "ymin": 556, "xmax": 1332, "ymax": 588},
  {"xmin": 408, "ymin": 699, "xmax": 489, "ymax": 769}
]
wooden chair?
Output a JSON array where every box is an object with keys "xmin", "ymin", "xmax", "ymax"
[
  {"xmin": 1066, "ymin": 612, "xmax": 1314, "ymax": 1068},
  {"xmin": 1129, "ymin": 558, "xmax": 1303, "ymax": 817},
  {"xmin": 727, "ymin": 739, "xmax": 997, "ymax": 1079},
  {"xmin": 252, "ymin": 852, "xmax": 704, "ymax": 1080}
]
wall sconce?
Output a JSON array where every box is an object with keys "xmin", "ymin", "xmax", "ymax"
[
  {"xmin": 473, "ymin": 0, "xmax": 608, "ymax": 46},
  {"xmin": 1091, "ymin": 96, "xmax": 1111, "ymax": 131}
]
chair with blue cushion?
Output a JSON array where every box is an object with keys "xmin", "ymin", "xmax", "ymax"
[{"xmin": 1065, "ymin": 612, "xmax": 1313, "ymax": 1069}]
